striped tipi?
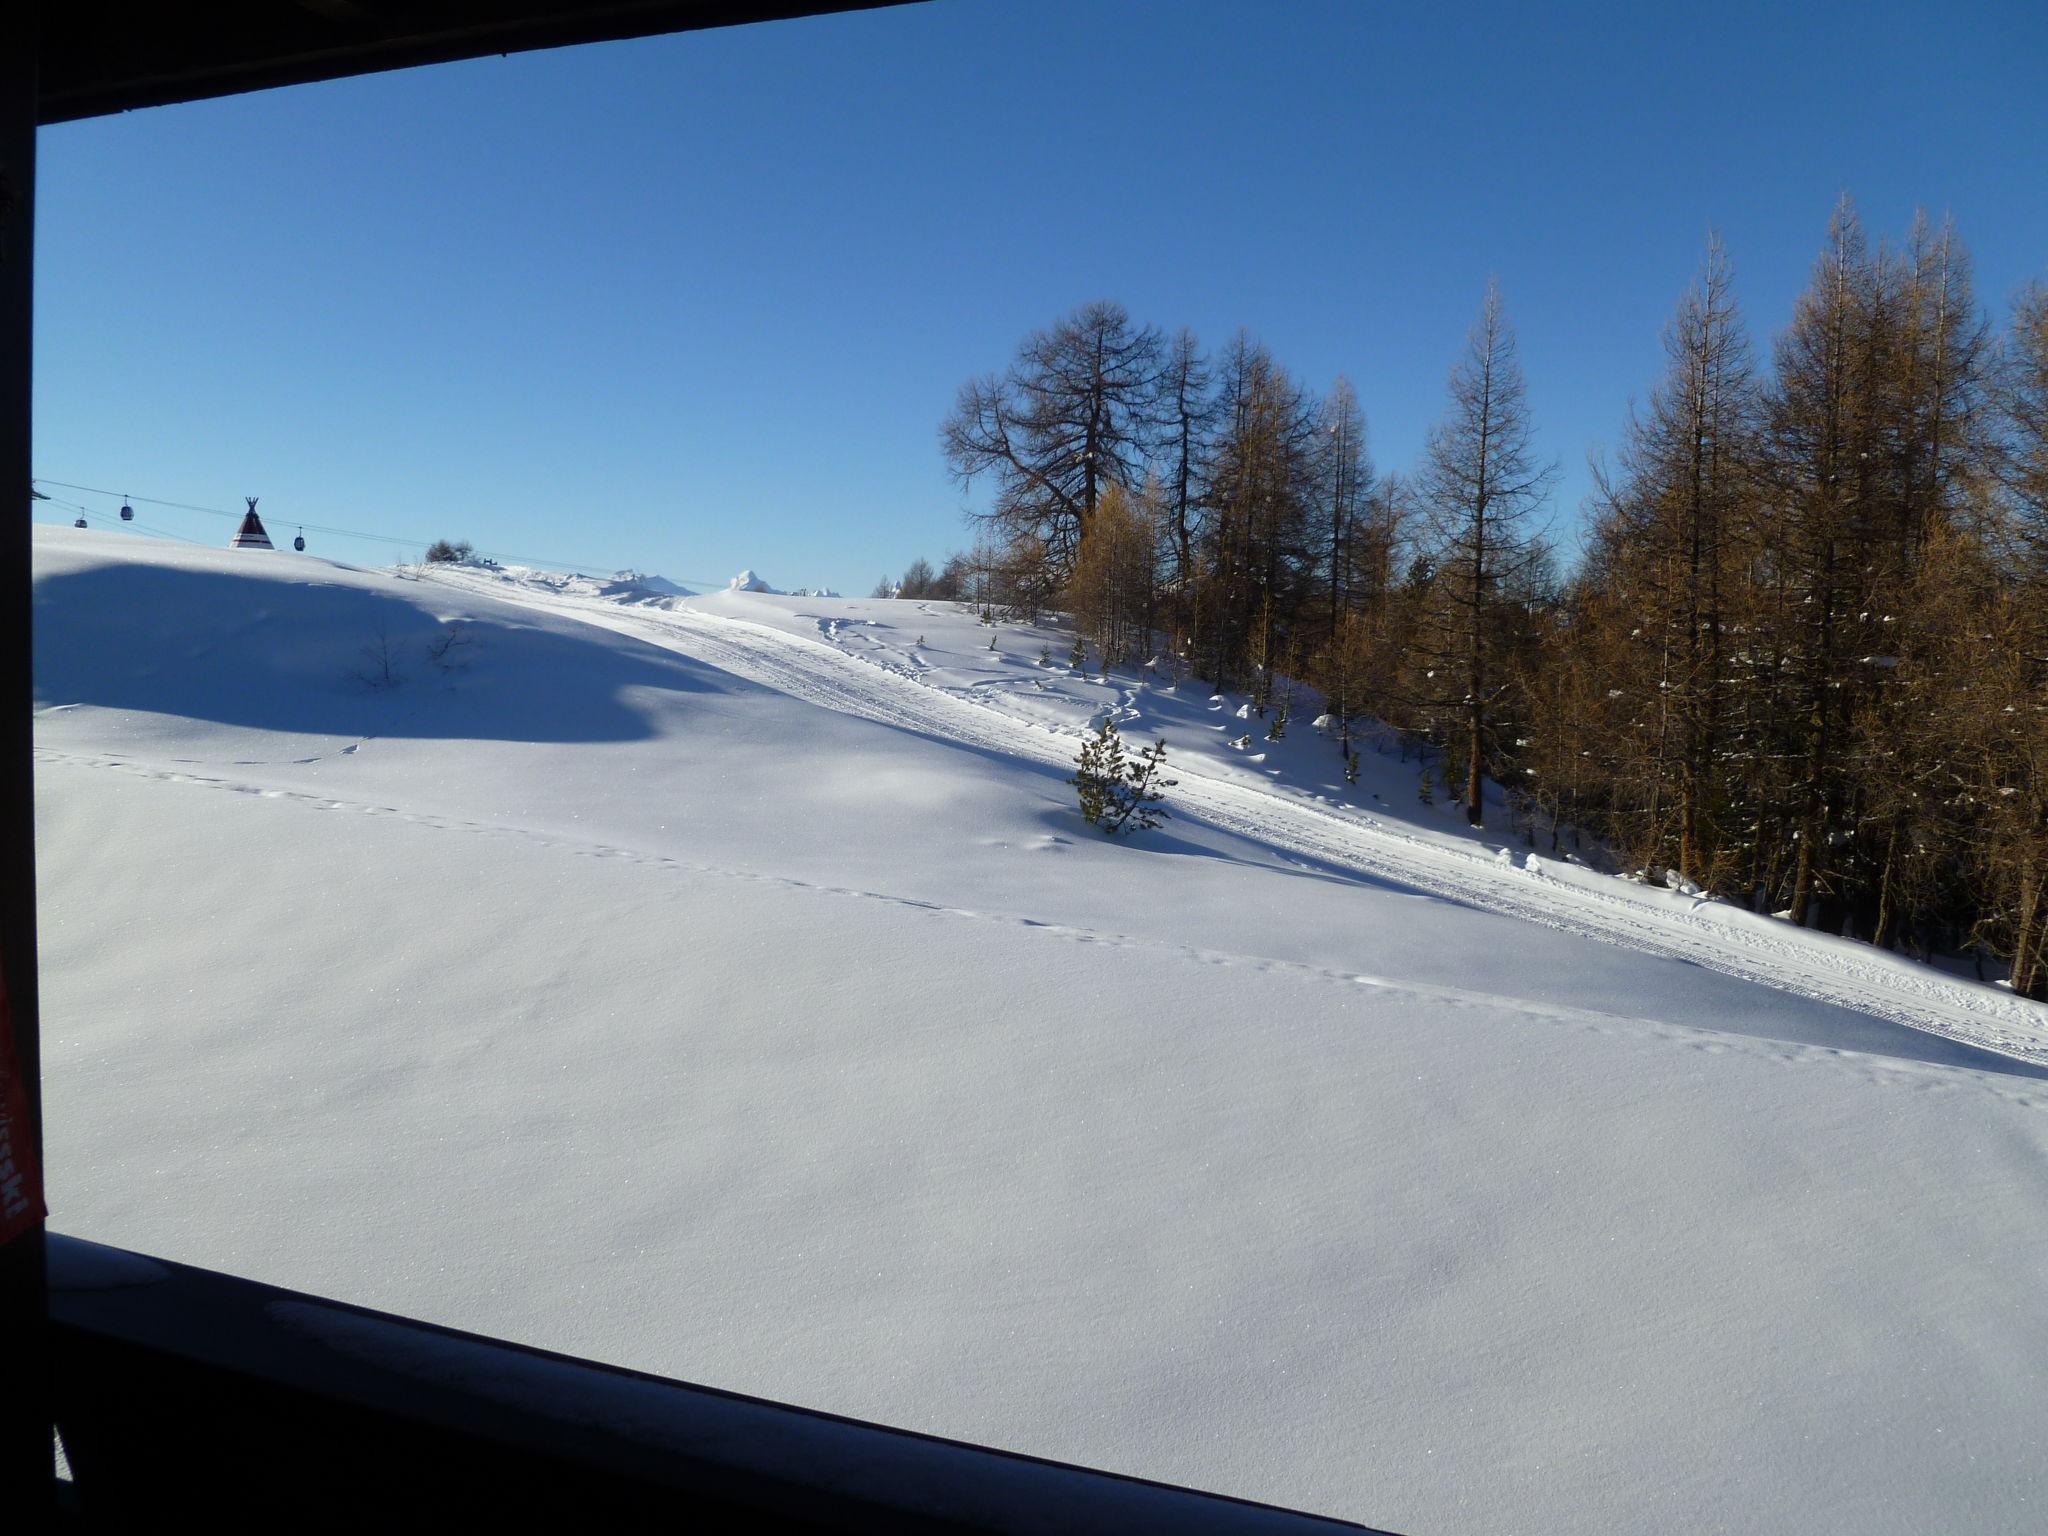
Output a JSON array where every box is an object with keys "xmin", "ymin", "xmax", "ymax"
[{"xmin": 230, "ymin": 497, "xmax": 274, "ymax": 550}]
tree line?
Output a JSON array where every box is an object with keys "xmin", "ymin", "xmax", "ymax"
[{"xmin": 915, "ymin": 197, "xmax": 2046, "ymax": 997}]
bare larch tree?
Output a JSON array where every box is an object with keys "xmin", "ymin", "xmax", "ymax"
[
  {"xmin": 941, "ymin": 300, "xmax": 1162, "ymax": 594},
  {"xmin": 1416, "ymin": 280, "xmax": 1556, "ymax": 826}
]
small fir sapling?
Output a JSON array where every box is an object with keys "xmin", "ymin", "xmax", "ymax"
[
  {"xmin": 1123, "ymin": 738, "xmax": 1176, "ymax": 832},
  {"xmin": 1069, "ymin": 718, "xmax": 1177, "ymax": 836},
  {"xmin": 1069, "ymin": 717, "xmax": 1128, "ymax": 827}
]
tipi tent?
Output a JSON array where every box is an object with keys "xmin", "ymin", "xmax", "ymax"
[{"xmin": 230, "ymin": 498, "xmax": 274, "ymax": 550}]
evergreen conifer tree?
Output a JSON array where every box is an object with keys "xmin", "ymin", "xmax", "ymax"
[
  {"xmin": 1069, "ymin": 719, "xmax": 1177, "ymax": 835},
  {"xmin": 1121, "ymin": 739, "xmax": 1177, "ymax": 833},
  {"xmin": 1069, "ymin": 718, "xmax": 1125, "ymax": 827}
]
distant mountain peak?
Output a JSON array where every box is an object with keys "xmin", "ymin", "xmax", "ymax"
[{"xmin": 613, "ymin": 570, "xmax": 693, "ymax": 598}]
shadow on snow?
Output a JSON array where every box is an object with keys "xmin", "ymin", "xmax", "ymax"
[{"xmin": 34, "ymin": 562, "xmax": 735, "ymax": 744}]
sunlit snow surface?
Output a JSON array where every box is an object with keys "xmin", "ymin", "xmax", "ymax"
[{"xmin": 33, "ymin": 528, "xmax": 2048, "ymax": 1534}]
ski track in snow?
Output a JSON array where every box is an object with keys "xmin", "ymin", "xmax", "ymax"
[
  {"xmin": 35, "ymin": 745, "xmax": 2048, "ymax": 1116},
  {"xmin": 404, "ymin": 571, "xmax": 2048, "ymax": 1073}
]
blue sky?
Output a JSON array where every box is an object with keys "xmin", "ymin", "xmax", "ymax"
[{"xmin": 31, "ymin": 0, "xmax": 2048, "ymax": 592}]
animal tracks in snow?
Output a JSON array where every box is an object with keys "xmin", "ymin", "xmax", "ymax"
[{"xmin": 38, "ymin": 745, "xmax": 2048, "ymax": 1114}]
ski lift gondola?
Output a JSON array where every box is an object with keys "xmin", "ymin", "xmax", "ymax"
[
  {"xmin": 293, "ymin": 528, "xmax": 306, "ymax": 552},
  {"xmin": 119, "ymin": 497, "xmax": 134, "ymax": 521},
  {"xmin": 73, "ymin": 515, "xmax": 87, "ymax": 528}
]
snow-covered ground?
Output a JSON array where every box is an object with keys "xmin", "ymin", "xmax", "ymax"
[{"xmin": 32, "ymin": 526, "xmax": 2048, "ymax": 1534}]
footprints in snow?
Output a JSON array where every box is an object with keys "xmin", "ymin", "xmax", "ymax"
[{"xmin": 40, "ymin": 745, "xmax": 2048, "ymax": 1113}]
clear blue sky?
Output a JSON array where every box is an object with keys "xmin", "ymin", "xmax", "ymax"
[{"xmin": 31, "ymin": 0, "xmax": 2048, "ymax": 591}]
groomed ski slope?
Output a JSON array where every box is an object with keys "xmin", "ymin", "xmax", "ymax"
[
  {"xmin": 31, "ymin": 528, "xmax": 2048, "ymax": 1536},
  {"xmin": 437, "ymin": 562, "xmax": 2048, "ymax": 1070}
]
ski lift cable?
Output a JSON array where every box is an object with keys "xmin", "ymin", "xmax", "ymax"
[
  {"xmin": 122, "ymin": 514, "xmax": 212, "ymax": 546},
  {"xmin": 40, "ymin": 478, "xmax": 426, "ymax": 546},
  {"xmin": 37, "ymin": 476, "xmax": 723, "ymax": 585},
  {"xmin": 35, "ymin": 479, "xmax": 247, "ymax": 520},
  {"xmin": 41, "ymin": 495, "xmax": 190, "ymax": 544},
  {"xmin": 49, "ymin": 499, "xmax": 209, "ymax": 546},
  {"xmin": 33, "ymin": 475, "xmax": 717, "ymax": 583}
]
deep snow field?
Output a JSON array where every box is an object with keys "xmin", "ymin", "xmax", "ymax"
[{"xmin": 32, "ymin": 526, "xmax": 2048, "ymax": 1534}]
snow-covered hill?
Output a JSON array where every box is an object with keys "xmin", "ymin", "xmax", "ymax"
[{"xmin": 31, "ymin": 527, "xmax": 2048, "ymax": 1535}]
